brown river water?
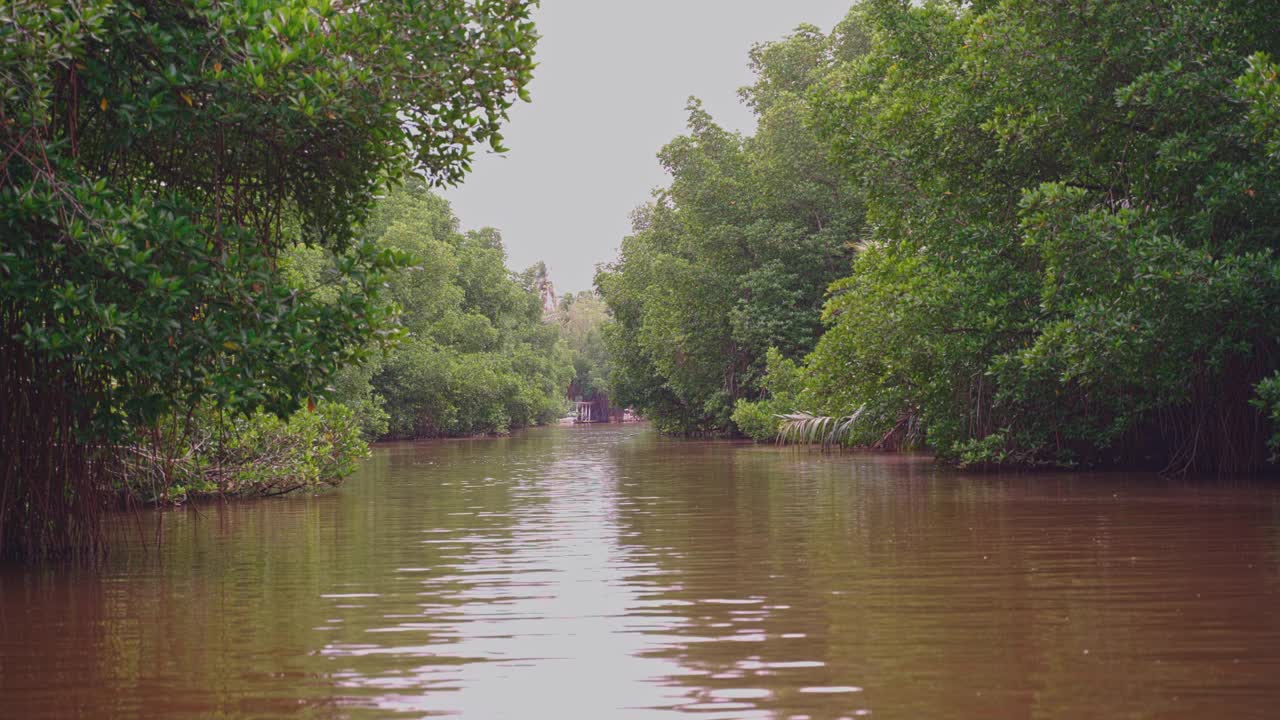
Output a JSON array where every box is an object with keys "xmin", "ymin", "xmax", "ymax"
[{"xmin": 2, "ymin": 423, "xmax": 1280, "ymax": 719}]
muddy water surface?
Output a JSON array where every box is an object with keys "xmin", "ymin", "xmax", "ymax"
[{"xmin": 2, "ymin": 424, "xmax": 1280, "ymax": 718}]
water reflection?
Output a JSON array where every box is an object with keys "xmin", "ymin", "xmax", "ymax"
[
  {"xmin": 319, "ymin": 436, "xmax": 709, "ymax": 717},
  {"xmin": 1, "ymin": 425, "xmax": 1279, "ymax": 719}
]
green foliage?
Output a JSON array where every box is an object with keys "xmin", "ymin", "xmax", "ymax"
[
  {"xmin": 1239, "ymin": 53, "xmax": 1280, "ymax": 159},
  {"xmin": 603, "ymin": 1, "xmax": 1280, "ymax": 471},
  {"xmin": 557, "ymin": 291, "xmax": 613, "ymax": 402},
  {"xmin": 306, "ymin": 184, "xmax": 573, "ymax": 439},
  {"xmin": 730, "ymin": 348, "xmax": 806, "ymax": 441},
  {"xmin": 597, "ymin": 24, "xmax": 863, "ymax": 434},
  {"xmin": 120, "ymin": 401, "xmax": 368, "ymax": 504},
  {"xmin": 2, "ymin": 0, "xmax": 537, "ymax": 434},
  {"xmin": 209, "ymin": 402, "xmax": 368, "ymax": 498},
  {"xmin": 794, "ymin": 0, "xmax": 1280, "ymax": 471},
  {"xmin": 1255, "ymin": 374, "xmax": 1280, "ymax": 460},
  {"xmin": 0, "ymin": 0, "xmax": 536, "ymax": 557}
]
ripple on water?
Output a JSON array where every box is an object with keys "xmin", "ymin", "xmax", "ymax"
[
  {"xmin": 4, "ymin": 424, "xmax": 1280, "ymax": 720},
  {"xmin": 798, "ymin": 686, "xmax": 864, "ymax": 694}
]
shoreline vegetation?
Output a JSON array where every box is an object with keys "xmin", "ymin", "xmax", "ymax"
[
  {"xmin": 597, "ymin": 1, "xmax": 1280, "ymax": 476},
  {"xmin": 66, "ymin": 180, "xmax": 603, "ymax": 510},
  {"xmin": 1, "ymin": 0, "xmax": 543, "ymax": 560}
]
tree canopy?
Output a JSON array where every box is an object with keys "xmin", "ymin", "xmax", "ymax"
[
  {"xmin": 556, "ymin": 290, "xmax": 612, "ymax": 404},
  {"xmin": 794, "ymin": 0, "xmax": 1280, "ymax": 471},
  {"xmin": 296, "ymin": 184, "xmax": 572, "ymax": 439},
  {"xmin": 596, "ymin": 22, "xmax": 862, "ymax": 434},
  {"xmin": 0, "ymin": 0, "xmax": 537, "ymax": 558},
  {"xmin": 607, "ymin": 0, "xmax": 1280, "ymax": 472}
]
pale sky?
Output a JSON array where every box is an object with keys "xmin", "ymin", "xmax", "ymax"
[{"xmin": 443, "ymin": 0, "xmax": 855, "ymax": 294}]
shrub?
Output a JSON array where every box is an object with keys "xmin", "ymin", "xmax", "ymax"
[{"xmin": 118, "ymin": 402, "xmax": 369, "ymax": 504}]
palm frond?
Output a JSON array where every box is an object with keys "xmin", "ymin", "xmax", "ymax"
[{"xmin": 774, "ymin": 406, "xmax": 865, "ymax": 450}]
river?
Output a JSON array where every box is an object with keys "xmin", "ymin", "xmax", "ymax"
[{"xmin": 2, "ymin": 424, "xmax": 1279, "ymax": 718}]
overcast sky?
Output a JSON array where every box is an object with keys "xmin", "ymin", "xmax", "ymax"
[{"xmin": 442, "ymin": 0, "xmax": 855, "ymax": 294}]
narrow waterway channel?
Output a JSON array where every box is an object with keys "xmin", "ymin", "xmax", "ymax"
[{"xmin": 2, "ymin": 424, "xmax": 1280, "ymax": 718}]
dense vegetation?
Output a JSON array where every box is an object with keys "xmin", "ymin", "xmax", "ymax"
[
  {"xmin": 1, "ymin": 0, "xmax": 537, "ymax": 558},
  {"xmin": 596, "ymin": 25, "xmax": 862, "ymax": 434},
  {"xmin": 556, "ymin": 290, "xmax": 612, "ymax": 407},
  {"xmin": 289, "ymin": 184, "xmax": 572, "ymax": 440},
  {"xmin": 603, "ymin": 0, "xmax": 1280, "ymax": 473},
  {"xmin": 118, "ymin": 400, "xmax": 368, "ymax": 504}
]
